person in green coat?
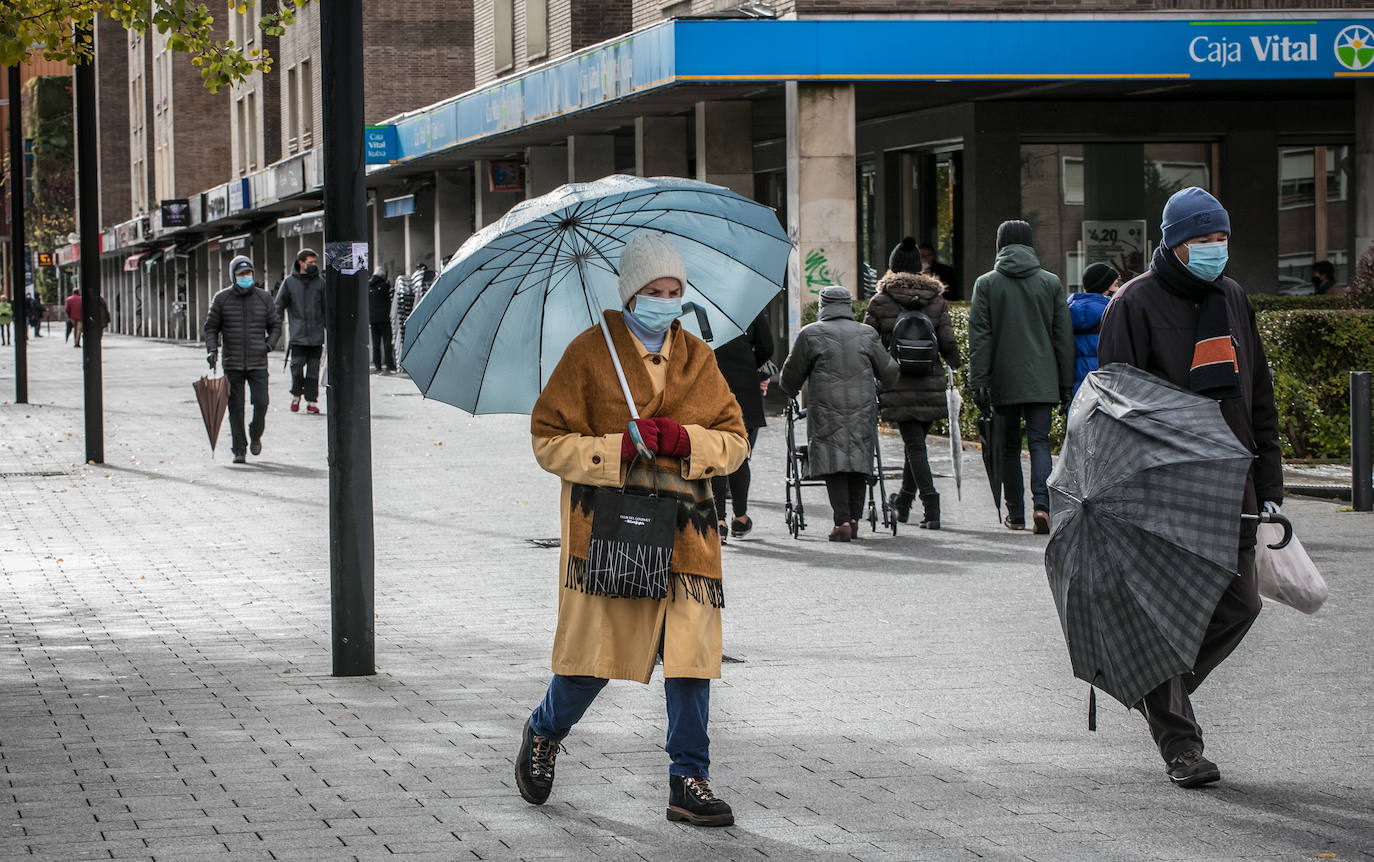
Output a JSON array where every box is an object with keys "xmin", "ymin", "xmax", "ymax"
[
  {"xmin": 0, "ymin": 297, "xmax": 12, "ymax": 345},
  {"xmin": 967, "ymin": 220, "xmax": 1074, "ymax": 534}
]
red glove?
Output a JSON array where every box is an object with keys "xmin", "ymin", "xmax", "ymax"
[
  {"xmin": 621, "ymin": 418, "xmax": 660, "ymax": 462},
  {"xmin": 651, "ymin": 417, "xmax": 691, "ymax": 457}
]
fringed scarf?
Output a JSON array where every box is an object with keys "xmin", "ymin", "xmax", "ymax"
[
  {"xmin": 531, "ymin": 311, "xmax": 747, "ymax": 608},
  {"xmin": 1151, "ymin": 245, "xmax": 1242, "ymax": 400}
]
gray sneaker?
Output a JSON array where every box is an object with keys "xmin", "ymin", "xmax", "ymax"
[{"xmin": 1167, "ymin": 749, "xmax": 1220, "ymax": 788}]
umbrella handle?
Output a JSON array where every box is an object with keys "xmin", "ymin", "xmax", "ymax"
[{"xmin": 1241, "ymin": 511, "xmax": 1293, "ymax": 550}]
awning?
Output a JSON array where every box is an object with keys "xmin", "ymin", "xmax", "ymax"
[
  {"xmin": 277, "ymin": 210, "xmax": 324, "ymax": 237},
  {"xmin": 383, "ymin": 195, "xmax": 415, "ymax": 218},
  {"xmin": 123, "ymin": 252, "xmax": 147, "ymax": 272}
]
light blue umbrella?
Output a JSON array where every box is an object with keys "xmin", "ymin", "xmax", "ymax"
[{"xmin": 399, "ymin": 174, "xmax": 791, "ymax": 415}]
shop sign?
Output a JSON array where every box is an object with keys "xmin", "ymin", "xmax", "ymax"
[
  {"xmin": 488, "ymin": 161, "xmax": 522, "ymax": 193},
  {"xmin": 36, "ymin": 251, "xmax": 54, "ymax": 267},
  {"xmin": 275, "ymin": 158, "xmax": 305, "ymax": 198},
  {"xmin": 161, "ymin": 199, "xmax": 191, "ymax": 228},
  {"xmin": 1082, "ymin": 220, "xmax": 1148, "ymax": 284},
  {"xmin": 383, "ymin": 195, "xmax": 416, "ymax": 218},
  {"xmin": 206, "ymin": 184, "xmax": 230, "ymax": 222},
  {"xmin": 228, "ymin": 177, "xmax": 252, "ymax": 213},
  {"xmin": 365, "ymin": 125, "xmax": 401, "ymax": 163}
]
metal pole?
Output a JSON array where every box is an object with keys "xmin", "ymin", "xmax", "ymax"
[
  {"xmin": 1353, "ymin": 371, "xmax": 1372, "ymax": 512},
  {"xmin": 74, "ymin": 34, "xmax": 103, "ymax": 464},
  {"xmin": 8, "ymin": 65, "xmax": 28, "ymax": 403},
  {"xmin": 321, "ymin": 0, "xmax": 375, "ymax": 676}
]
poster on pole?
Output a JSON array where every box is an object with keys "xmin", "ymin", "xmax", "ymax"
[{"xmin": 1081, "ymin": 220, "xmax": 1148, "ymax": 285}]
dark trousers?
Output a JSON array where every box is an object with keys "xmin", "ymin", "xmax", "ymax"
[
  {"xmin": 226, "ymin": 368, "xmax": 269, "ymax": 456},
  {"xmin": 824, "ymin": 472, "xmax": 868, "ymax": 526},
  {"xmin": 529, "ymin": 673, "xmax": 711, "ymax": 778},
  {"xmin": 370, "ymin": 321, "xmax": 396, "ymax": 371},
  {"xmin": 289, "ymin": 344, "xmax": 323, "ymax": 401},
  {"xmin": 997, "ymin": 403, "xmax": 1054, "ymax": 519},
  {"xmin": 896, "ymin": 419, "xmax": 935, "ymax": 499},
  {"xmin": 713, "ymin": 425, "xmax": 759, "ymax": 521},
  {"xmin": 1, "ymin": 323, "xmax": 9, "ymax": 345},
  {"xmin": 1142, "ymin": 543, "xmax": 1262, "ymax": 762}
]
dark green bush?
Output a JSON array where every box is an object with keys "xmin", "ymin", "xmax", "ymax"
[{"xmin": 1248, "ymin": 294, "xmax": 1344, "ymax": 311}]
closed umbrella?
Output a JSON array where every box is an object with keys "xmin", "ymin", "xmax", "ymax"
[
  {"xmin": 977, "ymin": 409, "xmax": 1003, "ymax": 521},
  {"xmin": 946, "ymin": 368, "xmax": 963, "ymax": 500},
  {"xmin": 192, "ymin": 374, "xmax": 230, "ymax": 453},
  {"xmin": 400, "ymin": 174, "xmax": 791, "ymax": 415},
  {"xmin": 1044, "ymin": 363, "xmax": 1255, "ymax": 709}
]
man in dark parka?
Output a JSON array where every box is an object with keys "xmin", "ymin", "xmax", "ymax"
[{"xmin": 1098, "ymin": 186, "xmax": 1282, "ymax": 789}]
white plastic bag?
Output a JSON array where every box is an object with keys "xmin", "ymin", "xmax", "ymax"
[{"xmin": 1255, "ymin": 523, "xmax": 1327, "ymax": 614}]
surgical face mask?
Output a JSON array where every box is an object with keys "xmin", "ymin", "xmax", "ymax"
[
  {"xmin": 628, "ymin": 294, "xmax": 683, "ymax": 332},
  {"xmin": 304, "ymin": 264, "xmax": 320, "ymax": 279},
  {"xmin": 235, "ymin": 275, "xmax": 254, "ymax": 290},
  {"xmin": 1180, "ymin": 240, "xmax": 1228, "ymax": 282}
]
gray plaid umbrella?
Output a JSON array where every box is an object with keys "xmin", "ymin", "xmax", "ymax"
[{"xmin": 1044, "ymin": 363, "xmax": 1254, "ymax": 708}]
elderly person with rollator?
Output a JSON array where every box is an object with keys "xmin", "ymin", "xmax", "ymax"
[
  {"xmin": 1098, "ymin": 187, "xmax": 1282, "ymax": 788},
  {"xmin": 781, "ymin": 285, "xmax": 900, "ymax": 542},
  {"xmin": 516, "ymin": 233, "xmax": 749, "ymax": 826}
]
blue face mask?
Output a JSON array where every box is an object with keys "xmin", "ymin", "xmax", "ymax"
[
  {"xmin": 1180, "ymin": 240, "xmax": 1228, "ymax": 282},
  {"xmin": 235, "ymin": 275, "xmax": 254, "ymax": 290},
  {"xmin": 628, "ymin": 294, "xmax": 683, "ymax": 333}
]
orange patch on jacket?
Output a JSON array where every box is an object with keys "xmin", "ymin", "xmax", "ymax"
[{"xmin": 1191, "ymin": 336, "xmax": 1238, "ymax": 372}]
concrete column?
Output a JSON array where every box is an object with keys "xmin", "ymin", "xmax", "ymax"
[
  {"xmin": 1356, "ymin": 81, "xmax": 1374, "ymax": 259},
  {"xmin": 526, "ymin": 145, "xmax": 568, "ymax": 197},
  {"xmin": 1221, "ymin": 129, "xmax": 1280, "ymax": 292},
  {"xmin": 697, "ymin": 101, "xmax": 754, "ymax": 197},
  {"xmin": 435, "ymin": 170, "xmax": 473, "ymax": 264},
  {"xmin": 784, "ymin": 82, "xmax": 856, "ymax": 339},
  {"xmin": 475, "ymin": 159, "xmax": 526, "ymax": 228},
  {"xmin": 636, "ymin": 116, "xmax": 688, "ymax": 178},
  {"xmin": 567, "ymin": 135, "xmax": 615, "ymax": 183},
  {"xmin": 962, "ymin": 115, "xmax": 1019, "ymax": 291}
]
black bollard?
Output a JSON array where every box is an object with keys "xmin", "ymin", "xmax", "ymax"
[{"xmin": 1353, "ymin": 372, "xmax": 1372, "ymax": 512}]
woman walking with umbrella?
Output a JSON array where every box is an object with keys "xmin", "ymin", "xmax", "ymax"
[
  {"xmin": 780, "ymin": 285, "xmax": 900, "ymax": 541},
  {"xmin": 516, "ymin": 233, "xmax": 749, "ymax": 826}
]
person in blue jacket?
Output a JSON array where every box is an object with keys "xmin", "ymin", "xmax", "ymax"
[{"xmin": 1067, "ymin": 262, "xmax": 1119, "ymax": 399}]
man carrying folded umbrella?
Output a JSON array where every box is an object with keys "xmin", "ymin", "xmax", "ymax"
[
  {"xmin": 516, "ymin": 233, "xmax": 749, "ymax": 826},
  {"xmin": 205, "ymin": 255, "xmax": 283, "ymax": 464},
  {"xmin": 1098, "ymin": 187, "xmax": 1283, "ymax": 788}
]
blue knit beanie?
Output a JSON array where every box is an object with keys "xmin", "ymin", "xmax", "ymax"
[{"xmin": 1161, "ymin": 187, "xmax": 1230, "ymax": 249}]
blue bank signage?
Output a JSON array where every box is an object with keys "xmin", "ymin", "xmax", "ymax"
[{"xmin": 364, "ymin": 125, "xmax": 400, "ymax": 164}]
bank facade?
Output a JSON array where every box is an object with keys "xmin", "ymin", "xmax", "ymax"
[{"xmin": 66, "ymin": 7, "xmax": 1373, "ymax": 349}]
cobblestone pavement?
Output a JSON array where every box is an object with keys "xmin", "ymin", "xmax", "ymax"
[{"xmin": 2, "ymin": 334, "xmax": 1372, "ymax": 862}]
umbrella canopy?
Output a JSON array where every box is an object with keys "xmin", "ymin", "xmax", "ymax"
[
  {"xmin": 1044, "ymin": 362, "xmax": 1254, "ymax": 708},
  {"xmin": 946, "ymin": 369, "xmax": 963, "ymax": 500},
  {"xmin": 977, "ymin": 410, "xmax": 1003, "ymax": 520},
  {"xmin": 400, "ymin": 174, "xmax": 791, "ymax": 415},
  {"xmin": 192, "ymin": 374, "xmax": 230, "ymax": 453}
]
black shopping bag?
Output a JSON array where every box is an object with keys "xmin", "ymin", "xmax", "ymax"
[{"xmin": 585, "ymin": 487, "xmax": 677, "ymax": 599}]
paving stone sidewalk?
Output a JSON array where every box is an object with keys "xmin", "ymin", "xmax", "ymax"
[{"xmin": 1, "ymin": 334, "xmax": 1372, "ymax": 862}]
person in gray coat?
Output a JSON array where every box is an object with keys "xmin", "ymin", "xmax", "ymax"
[
  {"xmin": 205, "ymin": 255, "xmax": 282, "ymax": 463},
  {"xmin": 780, "ymin": 286, "xmax": 900, "ymax": 542},
  {"xmin": 275, "ymin": 248, "xmax": 326, "ymax": 414}
]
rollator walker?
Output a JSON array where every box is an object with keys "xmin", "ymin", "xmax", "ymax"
[{"xmin": 783, "ymin": 398, "xmax": 897, "ymax": 539}]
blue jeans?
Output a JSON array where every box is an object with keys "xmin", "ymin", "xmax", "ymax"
[
  {"xmin": 997, "ymin": 403, "xmax": 1053, "ymax": 519},
  {"xmin": 529, "ymin": 673, "xmax": 711, "ymax": 778}
]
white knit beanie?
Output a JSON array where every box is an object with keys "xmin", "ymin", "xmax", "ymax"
[{"xmin": 617, "ymin": 233, "xmax": 686, "ymax": 307}]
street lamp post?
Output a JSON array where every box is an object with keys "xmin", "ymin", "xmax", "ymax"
[
  {"xmin": 8, "ymin": 65, "xmax": 28, "ymax": 404},
  {"xmin": 75, "ymin": 32, "xmax": 103, "ymax": 464},
  {"xmin": 320, "ymin": 0, "xmax": 376, "ymax": 676}
]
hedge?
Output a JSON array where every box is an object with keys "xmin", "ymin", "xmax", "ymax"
[{"xmin": 798, "ymin": 300, "xmax": 1374, "ymax": 459}]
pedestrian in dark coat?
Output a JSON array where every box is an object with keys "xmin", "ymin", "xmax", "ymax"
[
  {"xmin": 205, "ymin": 255, "xmax": 282, "ymax": 463},
  {"xmin": 1098, "ymin": 186, "xmax": 1281, "ymax": 790},
  {"xmin": 967, "ymin": 220, "xmax": 1074, "ymax": 534},
  {"xmin": 711, "ymin": 310, "xmax": 773, "ymax": 541},
  {"xmin": 28, "ymin": 296, "xmax": 44, "ymax": 337},
  {"xmin": 367, "ymin": 268, "xmax": 396, "ymax": 373},
  {"xmin": 275, "ymin": 248, "xmax": 326, "ymax": 413},
  {"xmin": 780, "ymin": 285, "xmax": 900, "ymax": 542},
  {"xmin": 863, "ymin": 260, "xmax": 961, "ymax": 529},
  {"xmin": 1067, "ymin": 262, "xmax": 1118, "ymax": 399}
]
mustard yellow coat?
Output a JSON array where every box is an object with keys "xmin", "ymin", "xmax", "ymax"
[{"xmin": 532, "ymin": 321, "xmax": 749, "ymax": 683}]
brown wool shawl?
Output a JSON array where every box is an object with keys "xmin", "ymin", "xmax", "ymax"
[{"xmin": 531, "ymin": 311, "xmax": 746, "ymax": 607}]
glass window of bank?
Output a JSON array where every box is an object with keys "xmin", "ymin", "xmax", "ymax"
[{"xmin": 1278, "ymin": 145, "xmax": 1351, "ymax": 294}]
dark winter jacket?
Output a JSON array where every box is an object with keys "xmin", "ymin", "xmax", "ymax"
[
  {"xmin": 779, "ymin": 302, "xmax": 900, "ymax": 477},
  {"xmin": 967, "ymin": 244, "xmax": 1074, "ymax": 407},
  {"xmin": 863, "ymin": 271, "xmax": 962, "ymax": 424},
  {"xmin": 1098, "ymin": 246, "xmax": 1283, "ymax": 517},
  {"xmin": 205, "ymin": 285, "xmax": 282, "ymax": 371},
  {"xmin": 712, "ymin": 310, "xmax": 774, "ymax": 429},
  {"xmin": 275, "ymin": 270, "xmax": 326, "ymax": 347},
  {"xmin": 368, "ymin": 275, "xmax": 393, "ymax": 324},
  {"xmin": 1067, "ymin": 291, "xmax": 1111, "ymax": 398}
]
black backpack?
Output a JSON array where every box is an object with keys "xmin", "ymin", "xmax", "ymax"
[{"xmin": 889, "ymin": 308, "xmax": 939, "ymax": 376}]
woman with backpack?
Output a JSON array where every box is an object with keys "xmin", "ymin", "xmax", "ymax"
[{"xmin": 863, "ymin": 238, "xmax": 962, "ymax": 530}]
